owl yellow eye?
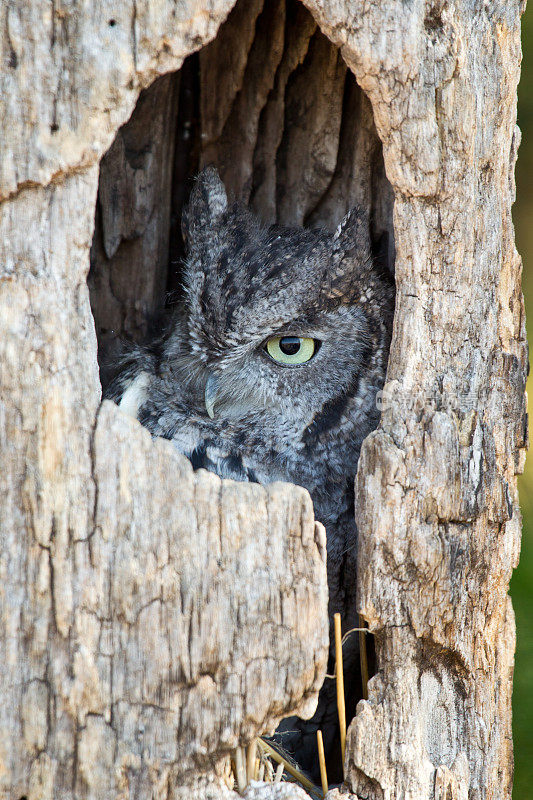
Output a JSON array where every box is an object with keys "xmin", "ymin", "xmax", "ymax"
[{"xmin": 265, "ymin": 336, "xmax": 317, "ymax": 365}]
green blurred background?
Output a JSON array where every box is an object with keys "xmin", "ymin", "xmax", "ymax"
[{"xmin": 512, "ymin": 7, "xmax": 533, "ymax": 799}]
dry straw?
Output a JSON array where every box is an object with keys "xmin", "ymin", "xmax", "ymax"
[
  {"xmin": 358, "ymin": 614, "xmax": 369, "ymax": 701},
  {"xmin": 246, "ymin": 740, "xmax": 257, "ymax": 783},
  {"xmin": 316, "ymin": 730, "xmax": 328, "ymax": 796},
  {"xmin": 257, "ymin": 737, "xmax": 317, "ymax": 794},
  {"xmin": 234, "ymin": 746, "xmax": 247, "ymax": 793},
  {"xmin": 334, "ymin": 612, "xmax": 346, "ymax": 768}
]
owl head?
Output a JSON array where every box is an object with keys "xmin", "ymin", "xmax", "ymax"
[{"xmin": 171, "ymin": 167, "xmax": 392, "ymax": 429}]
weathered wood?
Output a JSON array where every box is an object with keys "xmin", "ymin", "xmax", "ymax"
[
  {"xmin": 0, "ymin": 186, "xmax": 329, "ymax": 793},
  {"xmin": 197, "ymin": 0, "xmax": 392, "ymax": 239},
  {"xmin": 89, "ymin": 74, "xmax": 180, "ymax": 348},
  {"xmin": 302, "ymin": 2, "xmax": 527, "ymax": 799},
  {"xmin": 0, "ymin": 3, "xmax": 331, "ymax": 798},
  {"xmin": 0, "ymin": 1, "xmax": 526, "ymax": 800}
]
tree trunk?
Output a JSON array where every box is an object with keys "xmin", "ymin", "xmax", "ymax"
[{"xmin": 0, "ymin": 2, "xmax": 526, "ymax": 800}]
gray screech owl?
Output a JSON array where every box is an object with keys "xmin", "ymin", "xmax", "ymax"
[{"xmin": 106, "ymin": 166, "xmax": 394, "ymax": 779}]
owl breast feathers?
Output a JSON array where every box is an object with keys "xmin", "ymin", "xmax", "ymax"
[{"xmin": 105, "ymin": 166, "xmax": 394, "ymax": 778}]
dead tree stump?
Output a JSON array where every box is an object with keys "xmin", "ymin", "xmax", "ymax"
[{"xmin": 0, "ymin": 1, "xmax": 527, "ymax": 799}]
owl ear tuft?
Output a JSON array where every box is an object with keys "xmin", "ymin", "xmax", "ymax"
[
  {"xmin": 333, "ymin": 206, "xmax": 370, "ymax": 256},
  {"xmin": 182, "ymin": 166, "xmax": 228, "ymax": 247}
]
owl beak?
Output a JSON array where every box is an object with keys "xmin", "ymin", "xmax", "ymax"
[{"xmin": 204, "ymin": 373, "xmax": 219, "ymax": 419}]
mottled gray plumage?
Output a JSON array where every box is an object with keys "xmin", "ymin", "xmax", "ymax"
[{"xmin": 105, "ymin": 167, "xmax": 394, "ymax": 780}]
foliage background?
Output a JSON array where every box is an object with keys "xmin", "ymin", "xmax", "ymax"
[{"xmin": 512, "ymin": 7, "xmax": 533, "ymax": 798}]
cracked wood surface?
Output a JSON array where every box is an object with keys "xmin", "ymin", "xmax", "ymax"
[
  {"xmin": 0, "ymin": 170, "xmax": 328, "ymax": 799},
  {"xmin": 302, "ymin": 1, "xmax": 526, "ymax": 799},
  {"xmin": 0, "ymin": 2, "xmax": 330, "ymax": 798},
  {"xmin": 0, "ymin": 1, "xmax": 527, "ymax": 799}
]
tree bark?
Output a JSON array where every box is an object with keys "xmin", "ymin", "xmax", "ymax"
[{"xmin": 0, "ymin": 2, "xmax": 526, "ymax": 800}]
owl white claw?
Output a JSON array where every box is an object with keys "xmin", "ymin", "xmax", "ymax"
[
  {"xmin": 204, "ymin": 373, "xmax": 219, "ymax": 419},
  {"xmin": 118, "ymin": 372, "xmax": 151, "ymax": 420}
]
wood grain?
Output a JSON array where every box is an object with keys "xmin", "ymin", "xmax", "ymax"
[{"xmin": 0, "ymin": 0, "xmax": 526, "ymax": 798}]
